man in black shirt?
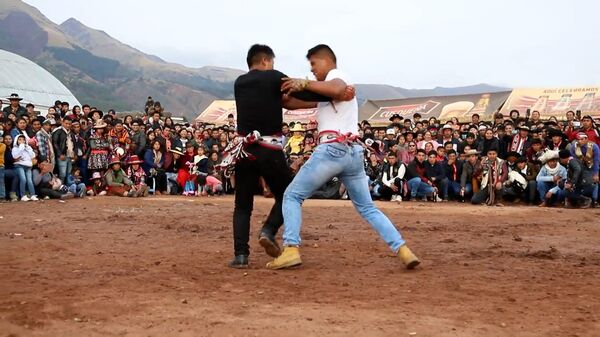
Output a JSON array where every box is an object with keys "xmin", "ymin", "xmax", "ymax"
[{"xmin": 229, "ymin": 44, "xmax": 353, "ymax": 268}]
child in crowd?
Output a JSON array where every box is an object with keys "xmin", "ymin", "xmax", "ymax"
[
  {"xmin": 125, "ymin": 155, "xmax": 149, "ymax": 197},
  {"xmin": 66, "ymin": 167, "xmax": 86, "ymax": 198},
  {"xmin": 193, "ymin": 145, "xmax": 209, "ymax": 196},
  {"xmin": 11, "ymin": 134, "xmax": 37, "ymax": 201},
  {"xmin": 87, "ymin": 172, "xmax": 107, "ymax": 196}
]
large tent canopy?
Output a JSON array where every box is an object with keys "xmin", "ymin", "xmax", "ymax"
[{"xmin": 0, "ymin": 49, "xmax": 80, "ymax": 110}]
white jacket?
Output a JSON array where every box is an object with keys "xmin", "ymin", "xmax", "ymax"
[{"xmin": 12, "ymin": 136, "xmax": 36, "ymax": 167}]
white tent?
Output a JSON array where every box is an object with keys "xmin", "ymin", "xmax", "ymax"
[{"xmin": 0, "ymin": 49, "xmax": 80, "ymax": 111}]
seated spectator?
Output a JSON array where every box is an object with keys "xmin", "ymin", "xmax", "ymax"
[
  {"xmin": 503, "ymin": 157, "xmax": 538, "ymax": 204},
  {"xmin": 66, "ymin": 167, "xmax": 86, "ymax": 198},
  {"xmin": 104, "ymin": 156, "xmax": 138, "ymax": 197},
  {"xmin": 425, "ymin": 150, "xmax": 446, "ymax": 201},
  {"xmin": 559, "ymin": 149, "xmax": 594, "ymax": 208},
  {"xmin": 472, "ymin": 147, "xmax": 507, "ymax": 205},
  {"xmin": 405, "ymin": 149, "xmax": 436, "ymax": 201},
  {"xmin": 444, "ymin": 149, "xmax": 464, "ymax": 201},
  {"xmin": 536, "ymin": 152, "xmax": 567, "ymax": 207},
  {"xmin": 87, "ymin": 172, "xmax": 107, "ymax": 196},
  {"xmin": 378, "ymin": 151, "xmax": 406, "ymax": 202},
  {"xmin": 125, "ymin": 155, "xmax": 149, "ymax": 197}
]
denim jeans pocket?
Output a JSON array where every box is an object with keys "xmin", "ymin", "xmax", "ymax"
[{"xmin": 326, "ymin": 144, "xmax": 347, "ymax": 158}]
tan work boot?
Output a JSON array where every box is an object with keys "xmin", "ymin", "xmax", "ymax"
[
  {"xmin": 266, "ymin": 246, "xmax": 302, "ymax": 270},
  {"xmin": 398, "ymin": 245, "xmax": 420, "ymax": 269}
]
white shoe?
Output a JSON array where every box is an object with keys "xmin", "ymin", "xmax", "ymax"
[
  {"xmin": 395, "ymin": 195, "xmax": 403, "ymax": 203},
  {"xmin": 435, "ymin": 195, "xmax": 443, "ymax": 202},
  {"xmin": 21, "ymin": 196, "xmax": 30, "ymax": 202},
  {"xmin": 30, "ymin": 195, "xmax": 39, "ymax": 201}
]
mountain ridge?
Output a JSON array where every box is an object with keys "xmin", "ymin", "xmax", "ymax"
[{"xmin": 1, "ymin": 0, "xmax": 509, "ymax": 120}]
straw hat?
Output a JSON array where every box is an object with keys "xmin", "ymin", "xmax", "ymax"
[
  {"xmin": 290, "ymin": 124, "xmax": 305, "ymax": 132},
  {"xmin": 108, "ymin": 155, "xmax": 122, "ymax": 166}
]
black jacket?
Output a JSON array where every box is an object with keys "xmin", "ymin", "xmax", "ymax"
[
  {"xmin": 444, "ymin": 159, "xmax": 463, "ymax": 182},
  {"xmin": 51, "ymin": 127, "xmax": 76, "ymax": 158},
  {"xmin": 424, "ymin": 161, "xmax": 445, "ymax": 182},
  {"xmin": 565, "ymin": 157, "xmax": 592, "ymax": 188}
]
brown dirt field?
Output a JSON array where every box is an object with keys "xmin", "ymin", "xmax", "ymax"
[{"xmin": 0, "ymin": 196, "xmax": 599, "ymax": 337}]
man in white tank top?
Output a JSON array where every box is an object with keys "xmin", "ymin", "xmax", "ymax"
[{"xmin": 267, "ymin": 44, "xmax": 420, "ymax": 270}]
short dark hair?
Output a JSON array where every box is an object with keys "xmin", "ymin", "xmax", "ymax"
[
  {"xmin": 428, "ymin": 150, "xmax": 437, "ymax": 157},
  {"xmin": 387, "ymin": 151, "xmax": 397, "ymax": 157},
  {"xmin": 447, "ymin": 149, "xmax": 457, "ymax": 156},
  {"xmin": 416, "ymin": 149, "xmax": 426, "ymax": 155},
  {"xmin": 472, "ymin": 113, "xmax": 480, "ymax": 118},
  {"xmin": 246, "ymin": 44, "xmax": 275, "ymax": 68},
  {"xmin": 306, "ymin": 44, "xmax": 337, "ymax": 63}
]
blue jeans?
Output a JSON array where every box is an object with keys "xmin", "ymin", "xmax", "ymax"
[
  {"xmin": 56, "ymin": 157, "xmax": 72, "ymax": 182},
  {"xmin": 14, "ymin": 164, "xmax": 35, "ymax": 197},
  {"xmin": 407, "ymin": 177, "xmax": 435, "ymax": 198},
  {"xmin": 282, "ymin": 143, "xmax": 406, "ymax": 252},
  {"xmin": 0, "ymin": 167, "xmax": 5, "ymax": 199},
  {"xmin": 447, "ymin": 180, "xmax": 463, "ymax": 199},
  {"xmin": 68, "ymin": 183, "xmax": 86, "ymax": 197},
  {"xmin": 3, "ymin": 168, "xmax": 19, "ymax": 196}
]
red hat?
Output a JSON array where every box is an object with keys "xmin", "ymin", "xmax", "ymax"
[
  {"xmin": 109, "ymin": 155, "xmax": 121, "ymax": 166},
  {"xmin": 126, "ymin": 155, "xmax": 143, "ymax": 165}
]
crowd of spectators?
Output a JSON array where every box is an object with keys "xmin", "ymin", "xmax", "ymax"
[{"xmin": 1, "ymin": 92, "xmax": 598, "ymax": 208}]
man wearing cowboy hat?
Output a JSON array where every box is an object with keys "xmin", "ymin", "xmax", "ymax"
[
  {"xmin": 2, "ymin": 94, "xmax": 27, "ymax": 119},
  {"xmin": 438, "ymin": 124, "xmax": 458, "ymax": 151}
]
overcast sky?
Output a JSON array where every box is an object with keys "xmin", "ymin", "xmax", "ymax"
[{"xmin": 25, "ymin": 0, "xmax": 600, "ymax": 89}]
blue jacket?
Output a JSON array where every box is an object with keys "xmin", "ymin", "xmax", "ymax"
[{"xmin": 143, "ymin": 149, "xmax": 165, "ymax": 175}]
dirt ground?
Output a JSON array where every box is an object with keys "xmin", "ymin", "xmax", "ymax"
[{"xmin": 0, "ymin": 196, "xmax": 599, "ymax": 337}]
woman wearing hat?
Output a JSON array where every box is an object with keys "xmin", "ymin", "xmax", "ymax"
[
  {"xmin": 105, "ymin": 155, "xmax": 139, "ymax": 197},
  {"xmin": 86, "ymin": 120, "xmax": 111, "ymax": 174},
  {"xmin": 125, "ymin": 155, "xmax": 149, "ymax": 197}
]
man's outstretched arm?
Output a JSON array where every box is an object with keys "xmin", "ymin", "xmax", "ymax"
[{"xmin": 283, "ymin": 78, "xmax": 354, "ymax": 101}]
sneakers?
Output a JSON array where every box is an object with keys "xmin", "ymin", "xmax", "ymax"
[
  {"xmin": 61, "ymin": 192, "xmax": 75, "ymax": 200},
  {"xmin": 258, "ymin": 230, "xmax": 281, "ymax": 258},
  {"xmin": 434, "ymin": 193, "xmax": 443, "ymax": 202},
  {"xmin": 266, "ymin": 246, "xmax": 302, "ymax": 270},
  {"xmin": 9, "ymin": 192, "xmax": 18, "ymax": 202},
  {"xmin": 228, "ymin": 255, "xmax": 249, "ymax": 269},
  {"xmin": 398, "ymin": 245, "xmax": 420, "ymax": 270},
  {"xmin": 30, "ymin": 195, "xmax": 39, "ymax": 201},
  {"xmin": 391, "ymin": 194, "xmax": 402, "ymax": 203},
  {"xmin": 20, "ymin": 195, "xmax": 30, "ymax": 202}
]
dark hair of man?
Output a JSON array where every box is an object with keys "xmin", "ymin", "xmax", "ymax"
[
  {"xmin": 472, "ymin": 113, "xmax": 480, "ymax": 118},
  {"xmin": 246, "ymin": 44, "xmax": 275, "ymax": 68},
  {"xmin": 306, "ymin": 44, "xmax": 337, "ymax": 63},
  {"xmin": 428, "ymin": 150, "xmax": 437, "ymax": 157},
  {"xmin": 444, "ymin": 141, "xmax": 453, "ymax": 147},
  {"xmin": 447, "ymin": 149, "xmax": 457, "ymax": 156},
  {"xmin": 82, "ymin": 104, "xmax": 90, "ymax": 109},
  {"xmin": 531, "ymin": 138, "xmax": 542, "ymax": 145},
  {"xmin": 387, "ymin": 151, "xmax": 396, "ymax": 157},
  {"xmin": 416, "ymin": 149, "xmax": 426, "ymax": 155}
]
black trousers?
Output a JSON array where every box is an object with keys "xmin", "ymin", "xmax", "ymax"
[
  {"xmin": 379, "ymin": 178, "xmax": 403, "ymax": 201},
  {"xmin": 233, "ymin": 144, "xmax": 293, "ymax": 256}
]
